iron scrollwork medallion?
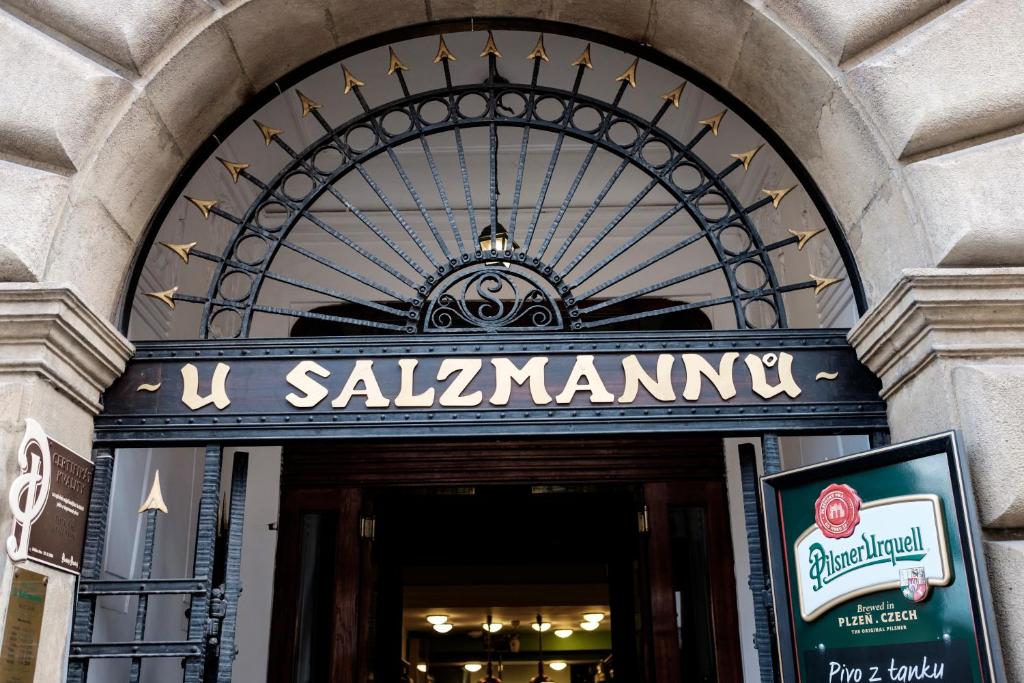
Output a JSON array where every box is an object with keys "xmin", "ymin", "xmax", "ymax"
[{"xmin": 424, "ymin": 266, "xmax": 564, "ymax": 332}]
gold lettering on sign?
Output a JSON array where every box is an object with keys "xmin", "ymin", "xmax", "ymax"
[
  {"xmin": 556, "ymin": 355, "xmax": 614, "ymax": 404},
  {"xmin": 180, "ymin": 363, "xmax": 231, "ymax": 410},
  {"xmin": 285, "ymin": 360, "xmax": 330, "ymax": 408},
  {"xmin": 745, "ymin": 352, "xmax": 802, "ymax": 399},
  {"xmin": 331, "ymin": 360, "xmax": 390, "ymax": 408},
  {"xmin": 395, "ymin": 359, "xmax": 435, "ymax": 407},
  {"xmin": 490, "ymin": 357, "xmax": 552, "ymax": 406},
  {"xmin": 619, "ymin": 354, "xmax": 676, "ymax": 403},
  {"xmin": 437, "ymin": 359, "xmax": 484, "ymax": 407},
  {"xmin": 681, "ymin": 353, "xmax": 738, "ymax": 400}
]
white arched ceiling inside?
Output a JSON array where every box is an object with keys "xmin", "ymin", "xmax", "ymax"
[{"xmin": 1, "ymin": 0, "xmax": 1021, "ymax": 323}]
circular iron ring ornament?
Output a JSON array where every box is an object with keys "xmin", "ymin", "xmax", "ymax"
[{"xmin": 138, "ymin": 28, "xmax": 851, "ymax": 339}]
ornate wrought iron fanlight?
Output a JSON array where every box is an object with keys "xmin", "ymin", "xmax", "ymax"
[{"xmin": 137, "ymin": 30, "xmax": 850, "ymax": 339}]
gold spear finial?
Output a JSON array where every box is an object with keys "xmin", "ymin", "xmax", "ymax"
[
  {"xmin": 615, "ymin": 58, "xmax": 639, "ymax": 88},
  {"xmin": 811, "ymin": 275, "xmax": 844, "ymax": 295},
  {"xmin": 788, "ymin": 228, "xmax": 826, "ymax": 251},
  {"xmin": 296, "ymin": 90, "xmax": 321, "ymax": 117},
  {"xmin": 253, "ymin": 120, "xmax": 282, "ymax": 146},
  {"xmin": 572, "ymin": 43, "xmax": 593, "ymax": 69},
  {"xmin": 185, "ymin": 196, "xmax": 218, "ymax": 219},
  {"xmin": 342, "ymin": 65, "xmax": 364, "ymax": 94},
  {"xmin": 216, "ymin": 157, "xmax": 249, "ymax": 183},
  {"xmin": 699, "ymin": 110, "xmax": 726, "ymax": 136},
  {"xmin": 434, "ymin": 35, "xmax": 457, "ymax": 63},
  {"xmin": 159, "ymin": 241, "xmax": 197, "ymax": 264},
  {"xmin": 144, "ymin": 287, "xmax": 178, "ymax": 310},
  {"xmin": 763, "ymin": 185, "xmax": 797, "ymax": 208},
  {"xmin": 387, "ymin": 46, "xmax": 408, "ymax": 75},
  {"xmin": 661, "ymin": 82, "xmax": 686, "ymax": 108},
  {"xmin": 730, "ymin": 144, "xmax": 764, "ymax": 170},
  {"xmin": 480, "ymin": 30, "xmax": 502, "ymax": 58},
  {"xmin": 527, "ymin": 34, "xmax": 549, "ymax": 62},
  {"xmin": 139, "ymin": 471, "xmax": 169, "ymax": 514}
]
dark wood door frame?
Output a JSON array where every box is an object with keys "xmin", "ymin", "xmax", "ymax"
[{"xmin": 269, "ymin": 434, "xmax": 743, "ymax": 683}]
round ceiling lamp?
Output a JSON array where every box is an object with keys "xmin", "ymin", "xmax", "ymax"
[
  {"xmin": 582, "ymin": 612, "xmax": 605, "ymax": 623},
  {"xmin": 465, "ymin": 663, "xmax": 483, "ymax": 673},
  {"xmin": 549, "ymin": 662, "xmax": 568, "ymax": 672},
  {"xmin": 553, "ymin": 628, "xmax": 573, "ymax": 638},
  {"xmin": 482, "ymin": 622, "xmax": 503, "ymax": 633},
  {"xmin": 579, "ymin": 621, "xmax": 599, "ymax": 631},
  {"xmin": 426, "ymin": 615, "xmax": 449, "ymax": 625},
  {"xmin": 530, "ymin": 621, "xmax": 551, "ymax": 632},
  {"xmin": 433, "ymin": 623, "xmax": 454, "ymax": 634}
]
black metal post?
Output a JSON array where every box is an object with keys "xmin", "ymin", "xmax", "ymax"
[
  {"xmin": 216, "ymin": 452, "xmax": 249, "ymax": 683},
  {"xmin": 183, "ymin": 445, "xmax": 223, "ymax": 682},
  {"xmin": 67, "ymin": 448, "xmax": 115, "ymax": 683},
  {"xmin": 762, "ymin": 432, "xmax": 782, "ymax": 474},
  {"xmin": 740, "ymin": 443, "xmax": 778, "ymax": 683},
  {"xmin": 128, "ymin": 505, "xmax": 160, "ymax": 682}
]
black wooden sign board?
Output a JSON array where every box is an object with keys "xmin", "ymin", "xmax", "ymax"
[
  {"xmin": 95, "ymin": 330, "xmax": 885, "ymax": 444},
  {"xmin": 761, "ymin": 432, "xmax": 1006, "ymax": 683}
]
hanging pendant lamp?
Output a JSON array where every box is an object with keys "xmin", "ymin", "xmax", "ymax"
[
  {"xmin": 528, "ymin": 614, "xmax": 553, "ymax": 683},
  {"xmin": 478, "ymin": 613, "xmax": 502, "ymax": 683}
]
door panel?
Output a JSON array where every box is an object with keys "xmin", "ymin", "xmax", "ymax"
[{"xmin": 645, "ymin": 480, "xmax": 742, "ymax": 683}]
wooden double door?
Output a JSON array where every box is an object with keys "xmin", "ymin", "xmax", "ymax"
[{"xmin": 269, "ymin": 435, "xmax": 743, "ymax": 683}]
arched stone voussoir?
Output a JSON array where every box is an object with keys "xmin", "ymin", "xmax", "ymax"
[{"xmin": 50, "ymin": 0, "xmax": 913, "ymax": 323}]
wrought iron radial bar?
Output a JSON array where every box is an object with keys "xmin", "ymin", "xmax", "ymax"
[
  {"xmin": 183, "ymin": 446, "xmax": 222, "ymax": 683},
  {"xmin": 520, "ymin": 58, "xmax": 589, "ymax": 252},
  {"xmin": 346, "ymin": 67, "xmax": 454, "ymax": 261},
  {"xmin": 535, "ymin": 75, "xmax": 654, "ymax": 261},
  {"xmin": 567, "ymin": 199, "xmax": 684, "ymax": 289},
  {"xmin": 558, "ymin": 178, "xmax": 661, "ymax": 279},
  {"xmin": 545, "ymin": 97, "xmax": 676, "ymax": 265},
  {"xmin": 487, "ymin": 48, "xmax": 499, "ymax": 253},
  {"xmin": 506, "ymin": 55, "xmax": 543, "ymax": 246},
  {"xmin": 250, "ymin": 303, "xmax": 408, "ymax": 332},
  {"xmin": 398, "ymin": 67, "xmax": 468, "ymax": 257},
  {"xmin": 443, "ymin": 58, "xmax": 481, "ymax": 251}
]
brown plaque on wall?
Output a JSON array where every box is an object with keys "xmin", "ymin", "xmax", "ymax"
[
  {"xmin": 6, "ymin": 419, "xmax": 94, "ymax": 574},
  {"xmin": 0, "ymin": 568, "xmax": 47, "ymax": 682}
]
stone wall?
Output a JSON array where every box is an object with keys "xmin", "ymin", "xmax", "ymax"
[{"xmin": 0, "ymin": 0, "xmax": 1022, "ymax": 680}]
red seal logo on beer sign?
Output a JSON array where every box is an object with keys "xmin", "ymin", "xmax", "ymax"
[{"xmin": 814, "ymin": 483, "xmax": 862, "ymax": 539}]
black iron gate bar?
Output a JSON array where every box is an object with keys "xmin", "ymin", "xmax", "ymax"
[
  {"xmin": 143, "ymin": 31, "xmax": 844, "ymax": 340},
  {"xmin": 67, "ymin": 448, "xmax": 249, "ymax": 683}
]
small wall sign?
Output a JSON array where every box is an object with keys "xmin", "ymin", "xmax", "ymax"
[
  {"xmin": 0, "ymin": 567, "xmax": 47, "ymax": 682},
  {"xmin": 762, "ymin": 432, "xmax": 1006, "ymax": 683},
  {"xmin": 6, "ymin": 419, "xmax": 94, "ymax": 574}
]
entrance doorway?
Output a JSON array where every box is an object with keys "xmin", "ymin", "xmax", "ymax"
[{"xmin": 269, "ymin": 436, "xmax": 741, "ymax": 683}]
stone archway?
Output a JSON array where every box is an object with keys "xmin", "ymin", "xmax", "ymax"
[{"xmin": 1, "ymin": 1, "xmax": 1023, "ymax": 680}]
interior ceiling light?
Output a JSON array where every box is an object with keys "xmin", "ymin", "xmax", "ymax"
[
  {"xmin": 528, "ymin": 614, "xmax": 553, "ymax": 683},
  {"xmin": 464, "ymin": 663, "xmax": 483, "ymax": 673},
  {"xmin": 426, "ymin": 615, "xmax": 449, "ymax": 625},
  {"xmin": 579, "ymin": 621, "xmax": 599, "ymax": 631},
  {"xmin": 433, "ymin": 623, "xmax": 454, "ymax": 634},
  {"xmin": 549, "ymin": 662, "xmax": 568, "ymax": 672},
  {"xmin": 582, "ymin": 612, "xmax": 605, "ymax": 623},
  {"xmin": 416, "ymin": 663, "xmax": 428, "ymax": 673},
  {"xmin": 553, "ymin": 628, "xmax": 573, "ymax": 638},
  {"xmin": 482, "ymin": 622, "xmax": 504, "ymax": 633}
]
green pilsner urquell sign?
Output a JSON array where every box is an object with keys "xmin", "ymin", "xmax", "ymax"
[{"xmin": 762, "ymin": 432, "xmax": 1005, "ymax": 683}]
